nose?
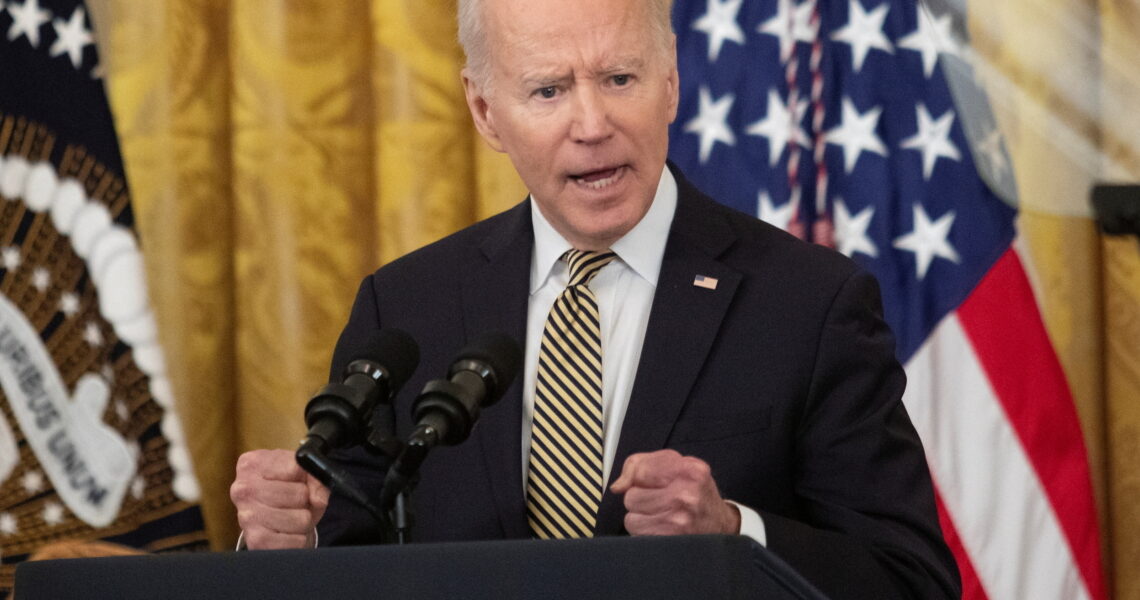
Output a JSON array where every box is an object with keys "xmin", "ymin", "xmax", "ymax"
[{"xmin": 570, "ymin": 85, "xmax": 614, "ymax": 144}]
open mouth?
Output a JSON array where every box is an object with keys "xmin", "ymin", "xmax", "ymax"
[{"xmin": 570, "ymin": 166, "xmax": 625, "ymax": 190}]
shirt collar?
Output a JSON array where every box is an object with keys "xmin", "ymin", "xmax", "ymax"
[{"xmin": 530, "ymin": 166, "xmax": 677, "ymax": 293}]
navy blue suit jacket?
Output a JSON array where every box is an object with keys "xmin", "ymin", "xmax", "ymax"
[{"xmin": 318, "ymin": 168, "xmax": 960, "ymax": 600}]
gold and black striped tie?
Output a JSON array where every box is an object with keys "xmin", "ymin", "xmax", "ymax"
[{"xmin": 526, "ymin": 249, "xmax": 617, "ymax": 539}]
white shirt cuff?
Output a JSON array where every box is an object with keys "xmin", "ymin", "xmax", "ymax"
[
  {"xmin": 727, "ymin": 500, "xmax": 767, "ymax": 547},
  {"xmin": 234, "ymin": 528, "xmax": 319, "ymax": 550}
]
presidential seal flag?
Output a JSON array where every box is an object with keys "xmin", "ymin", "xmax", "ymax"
[
  {"xmin": 669, "ymin": 0, "xmax": 1107, "ymax": 599},
  {"xmin": 0, "ymin": 0, "xmax": 206, "ymax": 593}
]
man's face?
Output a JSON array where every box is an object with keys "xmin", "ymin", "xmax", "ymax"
[{"xmin": 463, "ymin": 0, "xmax": 680, "ymax": 251}]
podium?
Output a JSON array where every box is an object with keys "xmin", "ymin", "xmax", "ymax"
[{"xmin": 14, "ymin": 535, "xmax": 829, "ymax": 599}]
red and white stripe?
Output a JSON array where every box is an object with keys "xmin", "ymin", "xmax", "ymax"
[
  {"xmin": 806, "ymin": 0, "xmax": 833, "ymax": 248},
  {"xmin": 783, "ymin": 3, "xmax": 805, "ymax": 240},
  {"xmin": 903, "ymin": 248, "xmax": 1106, "ymax": 600}
]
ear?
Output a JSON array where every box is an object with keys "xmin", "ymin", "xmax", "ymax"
[
  {"xmin": 665, "ymin": 35, "xmax": 680, "ymax": 124},
  {"xmin": 462, "ymin": 69, "xmax": 506, "ymax": 153}
]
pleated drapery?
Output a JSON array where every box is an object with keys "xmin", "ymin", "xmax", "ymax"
[{"xmin": 89, "ymin": 0, "xmax": 525, "ymax": 551}]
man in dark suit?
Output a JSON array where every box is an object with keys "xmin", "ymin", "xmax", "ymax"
[{"xmin": 231, "ymin": 0, "xmax": 960, "ymax": 597}]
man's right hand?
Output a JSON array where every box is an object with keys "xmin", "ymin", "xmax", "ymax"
[{"xmin": 230, "ymin": 449, "xmax": 330, "ymax": 550}]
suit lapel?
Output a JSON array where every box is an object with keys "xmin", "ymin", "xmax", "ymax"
[
  {"xmin": 462, "ymin": 202, "xmax": 534, "ymax": 539},
  {"xmin": 595, "ymin": 178, "xmax": 742, "ymax": 535}
]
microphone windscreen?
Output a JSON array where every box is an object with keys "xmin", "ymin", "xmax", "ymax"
[
  {"xmin": 455, "ymin": 332, "xmax": 522, "ymax": 404},
  {"xmin": 376, "ymin": 330, "xmax": 421, "ymax": 392},
  {"xmin": 342, "ymin": 328, "xmax": 419, "ymax": 392}
]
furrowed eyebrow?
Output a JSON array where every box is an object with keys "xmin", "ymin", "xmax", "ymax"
[
  {"xmin": 517, "ymin": 57, "xmax": 647, "ymax": 89},
  {"xmin": 597, "ymin": 57, "xmax": 646, "ymax": 75},
  {"xmin": 521, "ymin": 71, "xmax": 572, "ymax": 87}
]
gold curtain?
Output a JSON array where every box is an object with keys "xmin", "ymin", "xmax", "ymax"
[
  {"xmin": 1099, "ymin": 3, "xmax": 1140, "ymax": 595},
  {"xmin": 88, "ymin": 1, "xmax": 1140, "ymax": 596},
  {"xmin": 88, "ymin": 0, "xmax": 525, "ymax": 551}
]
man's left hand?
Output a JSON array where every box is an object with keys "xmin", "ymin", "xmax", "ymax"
[{"xmin": 610, "ymin": 449, "xmax": 741, "ymax": 535}]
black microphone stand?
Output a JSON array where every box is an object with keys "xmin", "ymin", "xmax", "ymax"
[
  {"xmin": 366, "ymin": 422, "xmax": 419, "ymax": 544},
  {"xmin": 299, "ymin": 332, "xmax": 520, "ymax": 545},
  {"xmin": 296, "ymin": 396, "xmax": 423, "ymax": 545},
  {"xmin": 295, "ymin": 434, "xmax": 398, "ymax": 544},
  {"xmin": 377, "ymin": 427, "xmax": 437, "ymax": 544},
  {"xmin": 295, "ymin": 394, "xmax": 412, "ymax": 544},
  {"xmin": 373, "ymin": 334, "xmax": 522, "ymax": 542}
]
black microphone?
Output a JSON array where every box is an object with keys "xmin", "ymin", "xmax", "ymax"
[
  {"xmin": 301, "ymin": 328, "xmax": 419, "ymax": 454},
  {"xmin": 409, "ymin": 332, "xmax": 522, "ymax": 447},
  {"xmin": 379, "ymin": 333, "xmax": 521, "ymax": 513}
]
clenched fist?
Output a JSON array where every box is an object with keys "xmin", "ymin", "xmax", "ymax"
[
  {"xmin": 610, "ymin": 449, "xmax": 740, "ymax": 536},
  {"xmin": 230, "ymin": 449, "xmax": 330, "ymax": 550}
]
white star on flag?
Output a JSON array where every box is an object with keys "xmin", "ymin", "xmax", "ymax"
[
  {"xmin": 31, "ymin": 266, "xmax": 50, "ymax": 292},
  {"xmin": 826, "ymin": 97, "xmax": 888, "ymax": 172},
  {"xmin": 747, "ymin": 89, "xmax": 809, "ymax": 167},
  {"xmin": 900, "ymin": 104, "xmax": 961, "ymax": 179},
  {"xmin": 757, "ymin": 191, "xmax": 795, "ymax": 231},
  {"xmin": 60, "ymin": 291, "xmax": 81, "ymax": 316},
  {"xmin": 833, "ymin": 198, "xmax": 878, "ymax": 258},
  {"xmin": 893, "ymin": 204, "xmax": 959, "ymax": 279},
  {"xmin": 50, "ymin": 6, "xmax": 94, "ymax": 69},
  {"xmin": 42, "ymin": 501, "xmax": 65, "ymax": 526},
  {"xmin": 975, "ymin": 128, "xmax": 1009, "ymax": 178},
  {"xmin": 684, "ymin": 86, "xmax": 736, "ymax": 164},
  {"xmin": 6, "ymin": 0, "xmax": 51, "ymax": 48},
  {"xmin": 791, "ymin": 0, "xmax": 820, "ymax": 45},
  {"xmin": 898, "ymin": 8, "xmax": 960, "ymax": 79},
  {"xmin": 692, "ymin": 0, "xmax": 745, "ymax": 62},
  {"xmin": 757, "ymin": 0, "xmax": 795, "ymax": 62},
  {"xmin": 21, "ymin": 470, "xmax": 44, "ymax": 494},
  {"xmin": 2, "ymin": 246, "xmax": 20, "ymax": 270},
  {"xmin": 0, "ymin": 512, "xmax": 16, "ymax": 535},
  {"xmin": 830, "ymin": 0, "xmax": 893, "ymax": 72}
]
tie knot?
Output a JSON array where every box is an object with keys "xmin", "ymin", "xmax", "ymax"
[{"xmin": 564, "ymin": 249, "xmax": 617, "ymax": 287}]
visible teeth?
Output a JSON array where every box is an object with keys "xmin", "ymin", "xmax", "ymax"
[{"xmin": 577, "ymin": 168, "xmax": 620, "ymax": 190}]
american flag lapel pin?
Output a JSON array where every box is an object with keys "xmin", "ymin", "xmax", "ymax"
[{"xmin": 692, "ymin": 274, "xmax": 718, "ymax": 290}]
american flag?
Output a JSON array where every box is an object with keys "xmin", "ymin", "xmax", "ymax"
[
  {"xmin": 693, "ymin": 274, "xmax": 720, "ymax": 289},
  {"xmin": 667, "ymin": 1, "xmax": 1106, "ymax": 599}
]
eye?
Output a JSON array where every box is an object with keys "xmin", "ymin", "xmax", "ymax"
[
  {"xmin": 612, "ymin": 74, "xmax": 631, "ymax": 86},
  {"xmin": 536, "ymin": 86, "xmax": 558, "ymax": 99}
]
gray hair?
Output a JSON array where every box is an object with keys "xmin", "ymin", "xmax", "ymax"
[{"xmin": 458, "ymin": 0, "xmax": 675, "ymax": 91}]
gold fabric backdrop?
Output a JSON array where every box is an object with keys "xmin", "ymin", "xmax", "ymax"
[
  {"xmin": 87, "ymin": 0, "xmax": 526, "ymax": 555},
  {"xmin": 86, "ymin": 0, "xmax": 1140, "ymax": 596}
]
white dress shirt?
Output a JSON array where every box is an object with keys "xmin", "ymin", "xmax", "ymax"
[{"xmin": 522, "ymin": 166, "xmax": 766, "ymax": 545}]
